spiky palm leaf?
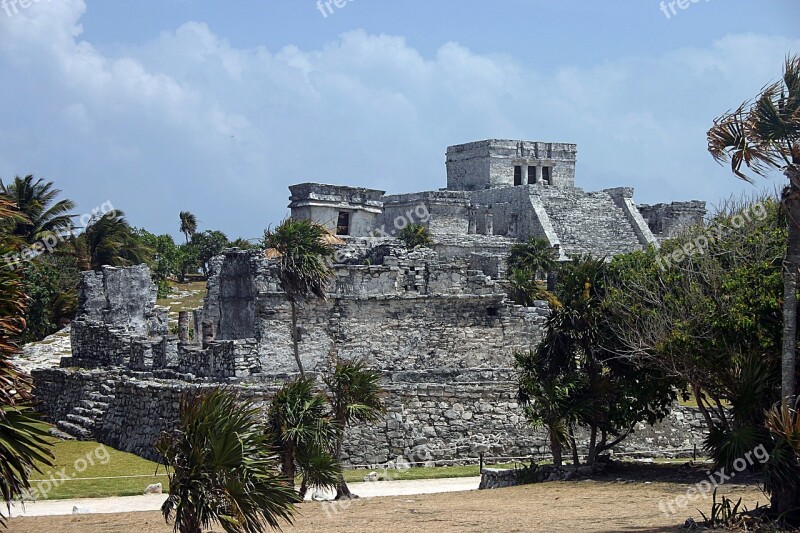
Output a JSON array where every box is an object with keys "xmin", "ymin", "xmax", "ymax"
[
  {"xmin": 323, "ymin": 360, "xmax": 385, "ymax": 498},
  {"xmin": 77, "ymin": 211, "xmax": 152, "ymax": 271},
  {"xmin": 264, "ymin": 219, "xmax": 334, "ymax": 303},
  {"xmin": 324, "ymin": 360, "xmax": 385, "ymax": 429},
  {"xmin": 263, "ymin": 219, "xmax": 334, "ymax": 376},
  {"xmin": 156, "ymin": 388, "xmax": 299, "ymax": 533},
  {"xmin": 179, "ymin": 211, "xmax": 198, "ymax": 244},
  {"xmin": 507, "ymin": 238, "xmax": 557, "ymax": 279},
  {"xmin": 0, "ymin": 175, "xmax": 75, "ymax": 245},
  {"xmin": 0, "ymin": 230, "xmax": 54, "ymax": 527},
  {"xmin": 398, "ymin": 223, "xmax": 432, "ymax": 249},
  {"xmin": 267, "ymin": 378, "xmax": 340, "ymax": 493}
]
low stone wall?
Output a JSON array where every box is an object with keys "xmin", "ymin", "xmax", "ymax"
[
  {"xmin": 32, "ymin": 368, "xmax": 709, "ymax": 466},
  {"xmin": 479, "ymin": 468, "xmax": 518, "ymax": 489}
]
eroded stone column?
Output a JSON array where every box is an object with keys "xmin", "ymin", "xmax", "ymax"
[{"xmin": 178, "ymin": 311, "xmax": 190, "ymax": 342}]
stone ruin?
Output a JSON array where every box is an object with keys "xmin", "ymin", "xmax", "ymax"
[{"xmin": 31, "ymin": 139, "xmax": 709, "ymax": 466}]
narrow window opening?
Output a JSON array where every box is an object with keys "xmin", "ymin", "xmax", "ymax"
[
  {"xmin": 513, "ymin": 165, "xmax": 522, "ymax": 186},
  {"xmin": 336, "ymin": 211, "xmax": 351, "ymax": 236},
  {"xmin": 487, "ymin": 307, "xmax": 500, "ymax": 317}
]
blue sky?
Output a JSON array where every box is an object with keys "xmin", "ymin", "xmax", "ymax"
[{"xmin": 0, "ymin": 0, "xmax": 798, "ymax": 241}]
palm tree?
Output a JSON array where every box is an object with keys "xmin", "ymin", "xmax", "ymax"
[
  {"xmin": 267, "ymin": 378, "xmax": 340, "ymax": 500},
  {"xmin": 323, "ymin": 359, "xmax": 385, "ymax": 499},
  {"xmin": 516, "ymin": 349, "xmax": 582, "ymax": 467},
  {"xmin": 506, "ymin": 238, "xmax": 558, "ymax": 306},
  {"xmin": 507, "ymin": 237, "xmax": 557, "ymax": 279},
  {"xmin": 707, "ymin": 55, "xmax": 800, "ymax": 407},
  {"xmin": 179, "ymin": 211, "xmax": 198, "ymax": 244},
  {"xmin": 264, "ymin": 219, "xmax": 335, "ymax": 377},
  {"xmin": 76, "ymin": 211, "xmax": 152, "ymax": 271},
  {"xmin": 0, "ymin": 206, "xmax": 54, "ymax": 526},
  {"xmin": 398, "ymin": 223, "xmax": 432, "ymax": 249},
  {"xmin": 155, "ymin": 388, "xmax": 299, "ymax": 533},
  {"xmin": 0, "ymin": 175, "xmax": 75, "ymax": 245}
]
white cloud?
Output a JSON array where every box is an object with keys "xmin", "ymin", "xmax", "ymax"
[{"xmin": 0, "ymin": 0, "xmax": 797, "ymax": 238}]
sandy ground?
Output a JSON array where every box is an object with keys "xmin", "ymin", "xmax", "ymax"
[
  {"xmin": 7, "ymin": 477, "xmax": 482, "ymax": 517},
  {"xmin": 6, "ymin": 477, "xmax": 769, "ymax": 533}
]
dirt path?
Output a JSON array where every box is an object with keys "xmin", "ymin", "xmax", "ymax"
[{"xmin": 7, "ymin": 479, "xmax": 767, "ymax": 533}]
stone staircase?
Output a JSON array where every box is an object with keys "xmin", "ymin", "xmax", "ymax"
[{"xmin": 54, "ymin": 383, "xmax": 115, "ymax": 441}]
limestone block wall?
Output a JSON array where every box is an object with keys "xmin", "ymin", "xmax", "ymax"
[
  {"xmin": 638, "ymin": 201, "xmax": 707, "ymax": 242},
  {"xmin": 32, "ymin": 368, "xmax": 709, "ymax": 466},
  {"xmin": 76, "ymin": 265, "xmax": 158, "ymax": 334},
  {"xmin": 446, "ymin": 140, "xmax": 577, "ymax": 191},
  {"xmin": 381, "ymin": 191, "xmax": 471, "ymax": 235}
]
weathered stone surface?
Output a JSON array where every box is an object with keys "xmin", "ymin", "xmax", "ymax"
[{"xmin": 29, "ymin": 138, "xmax": 709, "ymax": 467}]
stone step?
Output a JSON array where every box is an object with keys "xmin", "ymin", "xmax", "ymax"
[
  {"xmin": 56, "ymin": 421, "xmax": 93, "ymax": 440},
  {"xmin": 49, "ymin": 427, "xmax": 76, "ymax": 441},
  {"xmin": 86, "ymin": 392, "xmax": 114, "ymax": 403},
  {"xmin": 66, "ymin": 414, "xmax": 96, "ymax": 428},
  {"xmin": 78, "ymin": 399, "xmax": 109, "ymax": 410}
]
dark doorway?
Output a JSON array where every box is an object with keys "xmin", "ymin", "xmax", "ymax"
[
  {"xmin": 337, "ymin": 211, "xmax": 351, "ymax": 236},
  {"xmin": 528, "ymin": 166, "xmax": 537, "ymax": 184},
  {"xmin": 542, "ymin": 166, "xmax": 552, "ymax": 185},
  {"xmin": 514, "ymin": 165, "xmax": 522, "ymax": 186}
]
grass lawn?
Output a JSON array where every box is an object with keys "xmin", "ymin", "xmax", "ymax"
[
  {"xmin": 27, "ymin": 440, "xmax": 168, "ymax": 501},
  {"xmin": 155, "ymin": 281, "xmax": 207, "ymax": 315}
]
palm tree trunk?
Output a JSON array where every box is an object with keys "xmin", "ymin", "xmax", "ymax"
[
  {"xmin": 568, "ymin": 425, "xmax": 580, "ymax": 466},
  {"xmin": 587, "ymin": 425, "xmax": 598, "ymax": 465},
  {"xmin": 549, "ymin": 427, "xmax": 563, "ymax": 466},
  {"xmin": 781, "ymin": 183, "xmax": 800, "ymax": 407},
  {"xmin": 334, "ymin": 434, "xmax": 355, "ymax": 500},
  {"xmin": 290, "ymin": 300, "xmax": 305, "ymax": 377}
]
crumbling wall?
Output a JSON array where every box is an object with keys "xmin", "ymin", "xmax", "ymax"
[
  {"xmin": 638, "ymin": 201, "xmax": 707, "ymax": 242},
  {"xmin": 32, "ymin": 367, "xmax": 708, "ymax": 465},
  {"xmin": 70, "ymin": 265, "xmax": 166, "ymax": 369}
]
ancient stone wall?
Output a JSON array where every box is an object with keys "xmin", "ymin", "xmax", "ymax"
[
  {"xmin": 446, "ymin": 140, "xmax": 577, "ymax": 191},
  {"xmin": 32, "ymin": 367, "xmax": 708, "ymax": 465},
  {"xmin": 638, "ymin": 201, "xmax": 707, "ymax": 242}
]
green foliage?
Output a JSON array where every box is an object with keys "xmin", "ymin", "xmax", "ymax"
[
  {"xmin": 0, "ymin": 230, "xmax": 54, "ymax": 527},
  {"xmin": 267, "ymin": 378, "xmax": 340, "ymax": 496},
  {"xmin": 19, "ymin": 255, "xmax": 79, "ymax": 343},
  {"xmin": 507, "ymin": 238, "xmax": 556, "ymax": 278},
  {"xmin": 77, "ymin": 210, "xmax": 152, "ymax": 271},
  {"xmin": 156, "ymin": 388, "xmax": 299, "ymax": 533},
  {"xmin": 324, "ymin": 359, "xmax": 385, "ymax": 430},
  {"xmin": 263, "ymin": 219, "xmax": 334, "ymax": 302},
  {"xmin": 697, "ymin": 490, "xmax": 746, "ymax": 529},
  {"xmin": 134, "ymin": 229, "xmax": 181, "ymax": 281},
  {"xmin": 0, "ymin": 175, "xmax": 75, "ymax": 245},
  {"xmin": 506, "ymin": 238, "xmax": 557, "ymax": 307},
  {"xmin": 190, "ymin": 230, "xmax": 229, "ymax": 277},
  {"xmin": 398, "ymin": 223, "xmax": 432, "ymax": 249},
  {"xmin": 263, "ymin": 218, "xmax": 334, "ymax": 376},
  {"xmin": 519, "ymin": 255, "xmax": 680, "ymax": 465},
  {"xmin": 179, "ymin": 211, "xmax": 198, "ymax": 244},
  {"xmin": 607, "ymin": 196, "xmax": 785, "ymax": 467},
  {"xmin": 229, "ymin": 237, "xmax": 258, "ymax": 250},
  {"xmin": 156, "ymin": 279, "xmax": 171, "ymax": 300},
  {"xmin": 177, "ymin": 243, "xmax": 200, "ymax": 282}
]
